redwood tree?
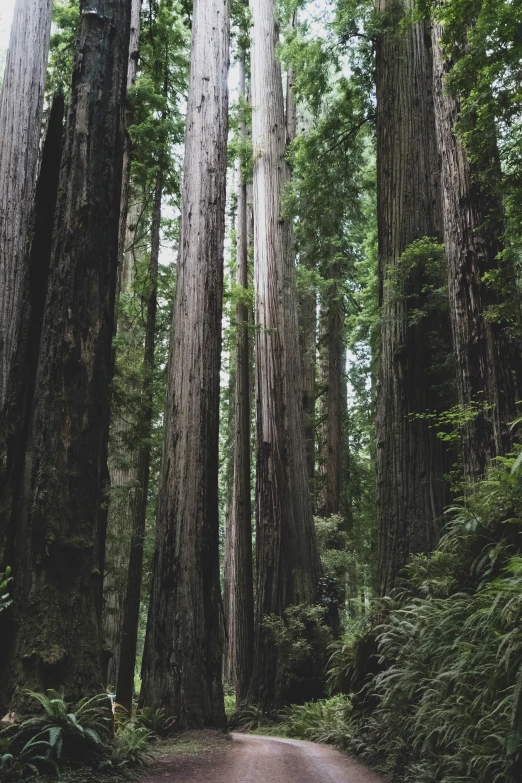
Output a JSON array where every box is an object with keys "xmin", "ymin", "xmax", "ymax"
[
  {"xmin": 248, "ymin": 0, "xmax": 321, "ymax": 712},
  {"xmin": 432, "ymin": 23, "xmax": 522, "ymax": 481},
  {"xmin": 0, "ymin": 0, "xmax": 53, "ymax": 409},
  {"xmin": 139, "ymin": 0, "xmax": 229, "ymax": 728},
  {"xmin": 5, "ymin": 0, "xmax": 131, "ymax": 708},
  {"xmin": 374, "ymin": 0, "xmax": 454, "ymax": 595},
  {"xmin": 223, "ymin": 50, "xmax": 254, "ymax": 706}
]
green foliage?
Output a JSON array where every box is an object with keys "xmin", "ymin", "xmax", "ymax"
[
  {"xmin": 108, "ymin": 723, "xmax": 154, "ymax": 769},
  {"xmin": 279, "ymin": 695, "xmax": 353, "ymax": 746},
  {"xmin": 0, "ymin": 691, "xmax": 112, "ymax": 777},
  {"xmin": 263, "ymin": 604, "xmax": 334, "ymax": 704},
  {"xmin": 134, "ymin": 707, "xmax": 177, "ymax": 738},
  {"xmin": 46, "ymin": 0, "xmax": 80, "ymax": 97},
  {"xmin": 0, "ymin": 567, "xmax": 12, "ymax": 614},
  {"xmin": 0, "ymin": 692, "xmax": 159, "ymax": 778},
  {"xmin": 309, "ymin": 454, "xmax": 522, "ymax": 782},
  {"xmin": 385, "ymin": 238, "xmax": 448, "ymax": 324}
]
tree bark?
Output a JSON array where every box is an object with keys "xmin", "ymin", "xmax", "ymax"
[
  {"xmin": 139, "ymin": 0, "xmax": 229, "ymax": 728},
  {"xmin": 5, "ymin": 0, "xmax": 131, "ymax": 708},
  {"xmin": 117, "ymin": 0, "xmax": 143, "ymax": 296},
  {"xmin": 374, "ymin": 1, "xmax": 454, "ymax": 596},
  {"xmin": 318, "ymin": 261, "xmax": 344, "ymax": 518},
  {"xmin": 223, "ymin": 51, "xmax": 254, "ymax": 706},
  {"xmin": 103, "ymin": 199, "xmax": 142, "ymax": 689},
  {"xmin": 286, "ymin": 29, "xmax": 317, "ymax": 491},
  {"xmin": 432, "ymin": 23, "xmax": 522, "ymax": 480},
  {"xmin": 0, "ymin": 94, "xmax": 64, "ymax": 710},
  {"xmin": 248, "ymin": 0, "xmax": 321, "ymax": 713},
  {"xmin": 0, "ymin": 0, "xmax": 53, "ymax": 408},
  {"xmin": 116, "ymin": 171, "xmax": 162, "ymax": 714}
]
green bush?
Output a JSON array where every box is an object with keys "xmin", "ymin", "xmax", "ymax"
[
  {"xmin": 279, "ymin": 695, "xmax": 353, "ymax": 746},
  {"xmin": 109, "ymin": 723, "xmax": 154, "ymax": 768},
  {"xmin": 135, "ymin": 706, "xmax": 177, "ymax": 738},
  {"xmin": 263, "ymin": 603, "xmax": 333, "ymax": 704},
  {"xmin": 0, "ymin": 690, "xmax": 157, "ymax": 778},
  {"xmin": 342, "ymin": 454, "xmax": 522, "ymax": 782}
]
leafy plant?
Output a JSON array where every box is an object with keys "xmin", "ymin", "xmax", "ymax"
[
  {"xmin": 109, "ymin": 723, "xmax": 155, "ymax": 769},
  {"xmin": 135, "ymin": 706, "xmax": 176, "ymax": 738},
  {"xmin": 279, "ymin": 695, "xmax": 353, "ymax": 746},
  {"xmin": 0, "ymin": 567, "xmax": 12, "ymax": 614},
  {"xmin": 0, "ymin": 690, "xmax": 112, "ymax": 776}
]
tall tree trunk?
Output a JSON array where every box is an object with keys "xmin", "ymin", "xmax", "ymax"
[
  {"xmin": 0, "ymin": 0, "xmax": 53, "ymax": 408},
  {"xmin": 117, "ymin": 0, "xmax": 143, "ymax": 295},
  {"xmin": 5, "ymin": 0, "xmax": 131, "ymax": 709},
  {"xmin": 139, "ymin": 0, "xmax": 229, "ymax": 729},
  {"xmin": 103, "ymin": 199, "xmax": 142, "ymax": 688},
  {"xmin": 374, "ymin": 2, "xmax": 454, "ymax": 596},
  {"xmin": 223, "ymin": 51, "xmax": 254, "ymax": 706},
  {"xmin": 286, "ymin": 24, "xmax": 317, "ymax": 490},
  {"xmin": 318, "ymin": 261, "xmax": 344, "ymax": 518},
  {"xmin": 0, "ymin": 94, "xmax": 64, "ymax": 710},
  {"xmin": 248, "ymin": 0, "xmax": 321, "ymax": 713},
  {"xmin": 299, "ymin": 265, "xmax": 317, "ymax": 489},
  {"xmin": 432, "ymin": 24, "xmax": 522, "ymax": 480},
  {"xmin": 116, "ymin": 171, "xmax": 162, "ymax": 714}
]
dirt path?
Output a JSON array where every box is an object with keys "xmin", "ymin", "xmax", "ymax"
[{"xmin": 142, "ymin": 732, "xmax": 385, "ymax": 783}]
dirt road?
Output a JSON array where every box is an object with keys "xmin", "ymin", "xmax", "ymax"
[{"xmin": 143, "ymin": 732, "xmax": 385, "ymax": 783}]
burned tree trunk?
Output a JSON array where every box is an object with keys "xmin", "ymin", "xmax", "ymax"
[
  {"xmin": 139, "ymin": 0, "xmax": 229, "ymax": 728},
  {"xmin": 248, "ymin": 0, "xmax": 321, "ymax": 713},
  {"xmin": 5, "ymin": 0, "xmax": 131, "ymax": 708}
]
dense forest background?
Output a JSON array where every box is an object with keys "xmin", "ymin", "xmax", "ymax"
[{"xmin": 1, "ymin": 0, "xmax": 522, "ymax": 781}]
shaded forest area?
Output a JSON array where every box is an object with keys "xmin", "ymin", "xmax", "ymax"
[{"xmin": 1, "ymin": 0, "xmax": 522, "ymax": 780}]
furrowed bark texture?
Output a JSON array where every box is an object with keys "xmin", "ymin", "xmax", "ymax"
[
  {"xmin": 287, "ymin": 45, "xmax": 317, "ymax": 491},
  {"xmin": 103, "ymin": 200, "xmax": 142, "ymax": 688},
  {"xmin": 223, "ymin": 52, "xmax": 254, "ymax": 706},
  {"xmin": 6, "ymin": 0, "xmax": 131, "ymax": 707},
  {"xmin": 117, "ymin": 0, "xmax": 143, "ymax": 295},
  {"xmin": 299, "ymin": 265, "xmax": 317, "ymax": 490},
  {"xmin": 0, "ymin": 95, "xmax": 64, "ymax": 709},
  {"xmin": 318, "ymin": 262, "xmax": 345, "ymax": 518},
  {"xmin": 139, "ymin": 0, "xmax": 229, "ymax": 728},
  {"xmin": 116, "ymin": 172, "xmax": 162, "ymax": 714},
  {"xmin": 0, "ymin": 0, "xmax": 53, "ymax": 408},
  {"xmin": 374, "ymin": 2, "xmax": 453, "ymax": 596},
  {"xmin": 432, "ymin": 25, "xmax": 522, "ymax": 480},
  {"xmin": 248, "ymin": 0, "xmax": 321, "ymax": 713}
]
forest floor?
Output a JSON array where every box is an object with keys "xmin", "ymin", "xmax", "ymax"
[{"xmin": 143, "ymin": 730, "xmax": 385, "ymax": 783}]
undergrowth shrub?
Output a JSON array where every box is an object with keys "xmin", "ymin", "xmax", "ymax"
[
  {"xmin": 0, "ymin": 690, "xmax": 157, "ymax": 779},
  {"xmin": 263, "ymin": 603, "xmax": 333, "ymax": 705},
  {"xmin": 277, "ymin": 454, "xmax": 522, "ymax": 783},
  {"xmin": 345, "ymin": 453, "xmax": 522, "ymax": 782},
  {"xmin": 279, "ymin": 695, "xmax": 353, "ymax": 746}
]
